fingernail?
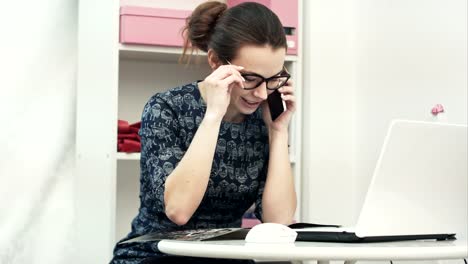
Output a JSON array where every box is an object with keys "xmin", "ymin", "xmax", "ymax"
[{"xmin": 241, "ymin": 76, "xmax": 246, "ymax": 81}]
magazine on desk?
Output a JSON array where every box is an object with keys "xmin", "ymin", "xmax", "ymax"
[
  {"xmin": 120, "ymin": 223, "xmax": 341, "ymax": 244},
  {"xmin": 121, "ymin": 228, "xmax": 250, "ymax": 244}
]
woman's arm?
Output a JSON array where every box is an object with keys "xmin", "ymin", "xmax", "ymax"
[
  {"xmin": 164, "ymin": 64, "xmax": 244, "ymax": 226},
  {"xmin": 261, "ymin": 130, "xmax": 297, "ymax": 224},
  {"xmin": 164, "ymin": 114, "xmax": 222, "ymax": 225},
  {"xmin": 260, "ymin": 81, "xmax": 297, "ymax": 224}
]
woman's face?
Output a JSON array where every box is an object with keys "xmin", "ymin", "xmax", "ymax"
[{"xmin": 225, "ymin": 45, "xmax": 286, "ymax": 121}]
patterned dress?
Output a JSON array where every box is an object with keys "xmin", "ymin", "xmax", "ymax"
[{"xmin": 111, "ymin": 82, "xmax": 269, "ymax": 264}]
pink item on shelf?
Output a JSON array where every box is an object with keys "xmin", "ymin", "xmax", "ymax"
[
  {"xmin": 120, "ymin": 6, "xmax": 191, "ymax": 47},
  {"xmin": 226, "ymin": 0, "xmax": 298, "ymax": 55},
  {"xmin": 431, "ymin": 104, "xmax": 445, "ymax": 115}
]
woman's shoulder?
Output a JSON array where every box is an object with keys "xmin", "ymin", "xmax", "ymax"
[
  {"xmin": 149, "ymin": 82, "xmax": 198, "ymax": 104},
  {"xmin": 143, "ymin": 82, "xmax": 203, "ymax": 115},
  {"xmin": 161, "ymin": 81, "xmax": 199, "ymax": 99}
]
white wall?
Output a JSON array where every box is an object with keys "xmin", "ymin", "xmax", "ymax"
[
  {"xmin": 0, "ymin": 0, "xmax": 77, "ymax": 263},
  {"xmin": 303, "ymin": 0, "xmax": 467, "ymax": 227},
  {"xmin": 353, "ymin": 0, "xmax": 467, "ymax": 214}
]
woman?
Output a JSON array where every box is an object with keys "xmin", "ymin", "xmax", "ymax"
[{"xmin": 111, "ymin": 1, "xmax": 296, "ymax": 263}]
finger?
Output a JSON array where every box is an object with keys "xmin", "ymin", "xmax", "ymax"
[
  {"xmin": 224, "ymin": 63, "xmax": 244, "ymax": 71},
  {"xmin": 221, "ymin": 74, "xmax": 244, "ymax": 89},
  {"xmin": 211, "ymin": 65, "xmax": 244, "ymax": 80},
  {"xmin": 212, "ymin": 68, "xmax": 245, "ymax": 86},
  {"xmin": 281, "ymin": 94, "xmax": 296, "ymax": 112},
  {"xmin": 278, "ymin": 85, "xmax": 294, "ymax": 95},
  {"xmin": 281, "ymin": 94, "xmax": 296, "ymax": 103},
  {"xmin": 209, "ymin": 66, "xmax": 232, "ymax": 80},
  {"xmin": 278, "ymin": 89, "xmax": 294, "ymax": 97},
  {"xmin": 221, "ymin": 66, "xmax": 245, "ymax": 82},
  {"xmin": 232, "ymin": 64, "xmax": 244, "ymax": 71}
]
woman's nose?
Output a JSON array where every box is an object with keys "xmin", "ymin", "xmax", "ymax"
[{"xmin": 253, "ymin": 82, "xmax": 268, "ymax": 100}]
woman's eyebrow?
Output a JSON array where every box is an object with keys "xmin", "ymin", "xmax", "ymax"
[
  {"xmin": 226, "ymin": 60, "xmax": 284, "ymax": 77},
  {"xmin": 240, "ymin": 68, "xmax": 285, "ymax": 78},
  {"xmin": 239, "ymin": 69, "xmax": 259, "ymax": 75}
]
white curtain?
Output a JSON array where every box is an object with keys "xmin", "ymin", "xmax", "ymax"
[{"xmin": 0, "ymin": 0, "xmax": 77, "ymax": 263}]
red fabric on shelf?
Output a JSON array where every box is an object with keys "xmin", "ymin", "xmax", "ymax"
[
  {"xmin": 118, "ymin": 133, "xmax": 141, "ymax": 141},
  {"xmin": 118, "ymin": 120, "xmax": 131, "ymax": 133},
  {"xmin": 117, "ymin": 120, "xmax": 141, "ymax": 153},
  {"xmin": 129, "ymin": 127, "xmax": 140, "ymax": 134},
  {"xmin": 128, "ymin": 121, "xmax": 141, "ymax": 134},
  {"xmin": 118, "ymin": 139, "xmax": 141, "ymax": 153},
  {"xmin": 130, "ymin": 121, "xmax": 141, "ymax": 129}
]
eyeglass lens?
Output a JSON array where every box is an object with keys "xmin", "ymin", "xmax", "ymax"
[{"xmin": 242, "ymin": 75, "xmax": 289, "ymax": 90}]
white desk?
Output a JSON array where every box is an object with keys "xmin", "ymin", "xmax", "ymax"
[{"xmin": 158, "ymin": 239, "xmax": 468, "ymax": 264}]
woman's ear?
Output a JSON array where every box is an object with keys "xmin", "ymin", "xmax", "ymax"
[{"xmin": 207, "ymin": 49, "xmax": 222, "ymax": 70}]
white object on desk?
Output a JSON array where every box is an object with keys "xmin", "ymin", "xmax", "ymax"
[
  {"xmin": 158, "ymin": 239, "xmax": 468, "ymax": 263},
  {"xmin": 245, "ymin": 223, "xmax": 298, "ymax": 244},
  {"xmin": 291, "ymin": 121, "xmax": 467, "ymax": 243},
  {"xmin": 355, "ymin": 120, "xmax": 467, "ymax": 238}
]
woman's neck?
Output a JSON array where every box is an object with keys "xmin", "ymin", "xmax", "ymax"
[{"xmin": 223, "ymin": 107, "xmax": 245, "ymax": 123}]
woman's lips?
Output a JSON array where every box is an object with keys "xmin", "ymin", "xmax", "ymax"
[{"xmin": 241, "ymin": 97, "xmax": 261, "ymax": 108}]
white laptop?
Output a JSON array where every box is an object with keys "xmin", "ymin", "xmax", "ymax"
[{"xmin": 294, "ymin": 120, "xmax": 468, "ymax": 242}]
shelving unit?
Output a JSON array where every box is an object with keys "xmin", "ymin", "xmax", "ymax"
[
  {"xmin": 119, "ymin": 43, "xmax": 299, "ymax": 62},
  {"xmin": 116, "ymin": 152, "xmax": 141, "ymax": 160},
  {"xmin": 76, "ymin": 1, "xmax": 303, "ymax": 263}
]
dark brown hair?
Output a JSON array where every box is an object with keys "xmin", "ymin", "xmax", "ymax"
[{"xmin": 181, "ymin": 1, "xmax": 287, "ymax": 63}]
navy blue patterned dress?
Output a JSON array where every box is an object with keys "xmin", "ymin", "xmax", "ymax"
[{"xmin": 111, "ymin": 82, "xmax": 269, "ymax": 264}]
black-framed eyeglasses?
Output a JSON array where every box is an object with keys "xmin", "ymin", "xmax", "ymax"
[
  {"xmin": 241, "ymin": 67, "xmax": 290, "ymax": 90},
  {"xmin": 226, "ymin": 60, "xmax": 291, "ymax": 90}
]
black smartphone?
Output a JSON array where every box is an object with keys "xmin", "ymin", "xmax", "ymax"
[{"xmin": 267, "ymin": 90, "xmax": 285, "ymax": 121}]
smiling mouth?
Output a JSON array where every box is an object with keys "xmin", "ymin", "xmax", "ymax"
[{"xmin": 242, "ymin": 98, "xmax": 261, "ymax": 107}]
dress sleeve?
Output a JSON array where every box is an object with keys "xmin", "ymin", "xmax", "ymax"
[{"xmin": 139, "ymin": 95, "xmax": 185, "ymax": 212}]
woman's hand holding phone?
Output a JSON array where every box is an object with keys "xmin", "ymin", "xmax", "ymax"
[
  {"xmin": 199, "ymin": 64, "xmax": 244, "ymax": 121},
  {"xmin": 262, "ymin": 79, "xmax": 296, "ymax": 133}
]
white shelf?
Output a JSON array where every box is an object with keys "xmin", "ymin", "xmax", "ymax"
[
  {"xmin": 116, "ymin": 152, "xmax": 141, "ymax": 160},
  {"xmin": 119, "ymin": 44, "xmax": 206, "ymax": 63},
  {"xmin": 119, "ymin": 43, "xmax": 298, "ymax": 63}
]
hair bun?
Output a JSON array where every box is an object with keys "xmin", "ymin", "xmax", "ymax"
[{"xmin": 184, "ymin": 1, "xmax": 227, "ymax": 52}]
